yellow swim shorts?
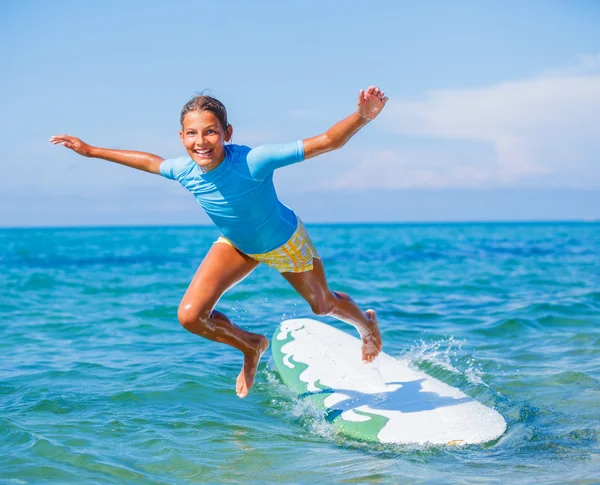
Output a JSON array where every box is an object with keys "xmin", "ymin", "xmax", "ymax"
[{"xmin": 216, "ymin": 218, "xmax": 320, "ymax": 273}]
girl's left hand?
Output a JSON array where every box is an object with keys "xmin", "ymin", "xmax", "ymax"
[{"xmin": 357, "ymin": 86, "xmax": 388, "ymax": 121}]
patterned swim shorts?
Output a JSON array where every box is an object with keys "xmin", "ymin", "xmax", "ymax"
[{"xmin": 216, "ymin": 218, "xmax": 320, "ymax": 273}]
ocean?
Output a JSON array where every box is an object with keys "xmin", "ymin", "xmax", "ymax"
[{"xmin": 1, "ymin": 222, "xmax": 599, "ymax": 484}]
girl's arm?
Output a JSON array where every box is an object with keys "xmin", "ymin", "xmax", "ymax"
[
  {"xmin": 49, "ymin": 135, "xmax": 164, "ymax": 174},
  {"xmin": 303, "ymin": 85, "xmax": 388, "ymax": 160}
]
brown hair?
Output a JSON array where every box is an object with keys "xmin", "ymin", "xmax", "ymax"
[{"xmin": 180, "ymin": 94, "xmax": 229, "ymax": 130}]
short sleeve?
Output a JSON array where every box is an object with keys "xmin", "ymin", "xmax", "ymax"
[
  {"xmin": 159, "ymin": 156, "xmax": 192, "ymax": 181},
  {"xmin": 246, "ymin": 141, "xmax": 305, "ymax": 180}
]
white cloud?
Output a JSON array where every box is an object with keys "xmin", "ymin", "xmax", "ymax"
[
  {"xmin": 541, "ymin": 53, "xmax": 600, "ymax": 77},
  {"xmin": 327, "ymin": 149, "xmax": 498, "ymax": 190},
  {"xmin": 336, "ymin": 55, "xmax": 600, "ymax": 189}
]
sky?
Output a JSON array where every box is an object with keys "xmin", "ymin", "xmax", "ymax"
[{"xmin": 1, "ymin": 0, "xmax": 599, "ymax": 226}]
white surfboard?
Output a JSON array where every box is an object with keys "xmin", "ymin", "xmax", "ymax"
[{"xmin": 272, "ymin": 319, "xmax": 506, "ymax": 445}]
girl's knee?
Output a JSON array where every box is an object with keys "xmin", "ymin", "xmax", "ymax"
[{"xmin": 177, "ymin": 303, "xmax": 211, "ymax": 331}]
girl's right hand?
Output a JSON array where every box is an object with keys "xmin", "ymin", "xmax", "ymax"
[
  {"xmin": 49, "ymin": 135, "xmax": 93, "ymax": 157},
  {"xmin": 357, "ymin": 86, "xmax": 388, "ymax": 121}
]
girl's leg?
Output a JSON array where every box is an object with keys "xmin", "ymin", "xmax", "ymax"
[
  {"xmin": 281, "ymin": 258, "xmax": 382, "ymax": 362},
  {"xmin": 178, "ymin": 242, "xmax": 267, "ymax": 398}
]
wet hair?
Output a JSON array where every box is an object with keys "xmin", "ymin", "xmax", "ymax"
[{"xmin": 180, "ymin": 93, "xmax": 229, "ymax": 130}]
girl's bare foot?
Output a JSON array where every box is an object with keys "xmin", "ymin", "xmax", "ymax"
[
  {"xmin": 361, "ymin": 309, "xmax": 382, "ymax": 363},
  {"xmin": 236, "ymin": 335, "xmax": 269, "ymax": 398}
]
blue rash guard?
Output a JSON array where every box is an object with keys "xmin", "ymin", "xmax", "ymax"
[{"xmin": 159, "ymin": 141, "xmax": 305, "ymax": 254}]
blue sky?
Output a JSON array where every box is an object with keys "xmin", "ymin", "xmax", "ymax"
[{"xmin": 1, "ymin": 0, "xmax": 599, "ymax": 226}]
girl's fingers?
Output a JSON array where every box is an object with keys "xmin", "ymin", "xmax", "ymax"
[
  {"xmin": 50, "ymin": 134, "xmax": 72, "ymax": 142},
  {"xmin": 362, "ymin": 86, "xmax": 386, "ymax": 97},
  {"xmin": 50, "ymin": 134, "xmax": 80, "ymax": 149},
  {"xmin": 49, "ymin": 135, "xmax": 76, "ymax": 148}
]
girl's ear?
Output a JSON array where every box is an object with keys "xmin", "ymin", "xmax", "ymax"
[{"xmin": 224, "ymin": 124, "xmax": 233, "ymax": 143}]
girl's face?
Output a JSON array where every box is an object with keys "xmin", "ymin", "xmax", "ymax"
[{"xmin": 180, "ymin": 110, "xmax": 232, "ymax": 172}]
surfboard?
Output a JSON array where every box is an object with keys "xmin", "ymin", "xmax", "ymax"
[{"xmin": 271, "ymin": 318, "xmax": 506, "ymax": 445}]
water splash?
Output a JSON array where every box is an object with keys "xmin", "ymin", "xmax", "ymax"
[{"xmin": 402, "ymin": 336, "xmax": 485, "ymax": 387}]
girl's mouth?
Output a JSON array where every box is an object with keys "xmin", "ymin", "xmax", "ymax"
[{"xmin": 194, "ymin": 148, "xmax": 213, "ymax": 158}]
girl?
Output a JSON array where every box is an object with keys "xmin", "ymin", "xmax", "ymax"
[{"xmin": 50, "ymin": 85, "xmax": 387, "ymax": 398}]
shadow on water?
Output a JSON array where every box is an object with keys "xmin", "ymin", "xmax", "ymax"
[{"xmin": 299, "ymin": 378, "xmax": 472, "ymax": 421}]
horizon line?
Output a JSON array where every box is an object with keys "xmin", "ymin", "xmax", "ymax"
[{"xmin": 1, "ymin": 218, "xmax": 598, "ymax": 231}]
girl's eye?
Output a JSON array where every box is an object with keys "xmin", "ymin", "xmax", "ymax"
[{"xmin": 206, "ymin": 130, "xmax": 215, "ymax": 135}]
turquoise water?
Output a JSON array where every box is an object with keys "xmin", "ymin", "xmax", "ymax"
[{"xmin": 1, "ymin": 222, "xmax": 599, "ymax": 484}]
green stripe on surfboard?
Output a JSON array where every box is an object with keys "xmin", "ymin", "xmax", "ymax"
[{"xmin": 272, "ymin": 323, "xmax": 390, "ymax": 442}]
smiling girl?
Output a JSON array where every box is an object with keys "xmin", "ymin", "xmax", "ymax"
[{"xmin": 50, "ymin": 86, "xmax": 388, "ymax": 398}]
